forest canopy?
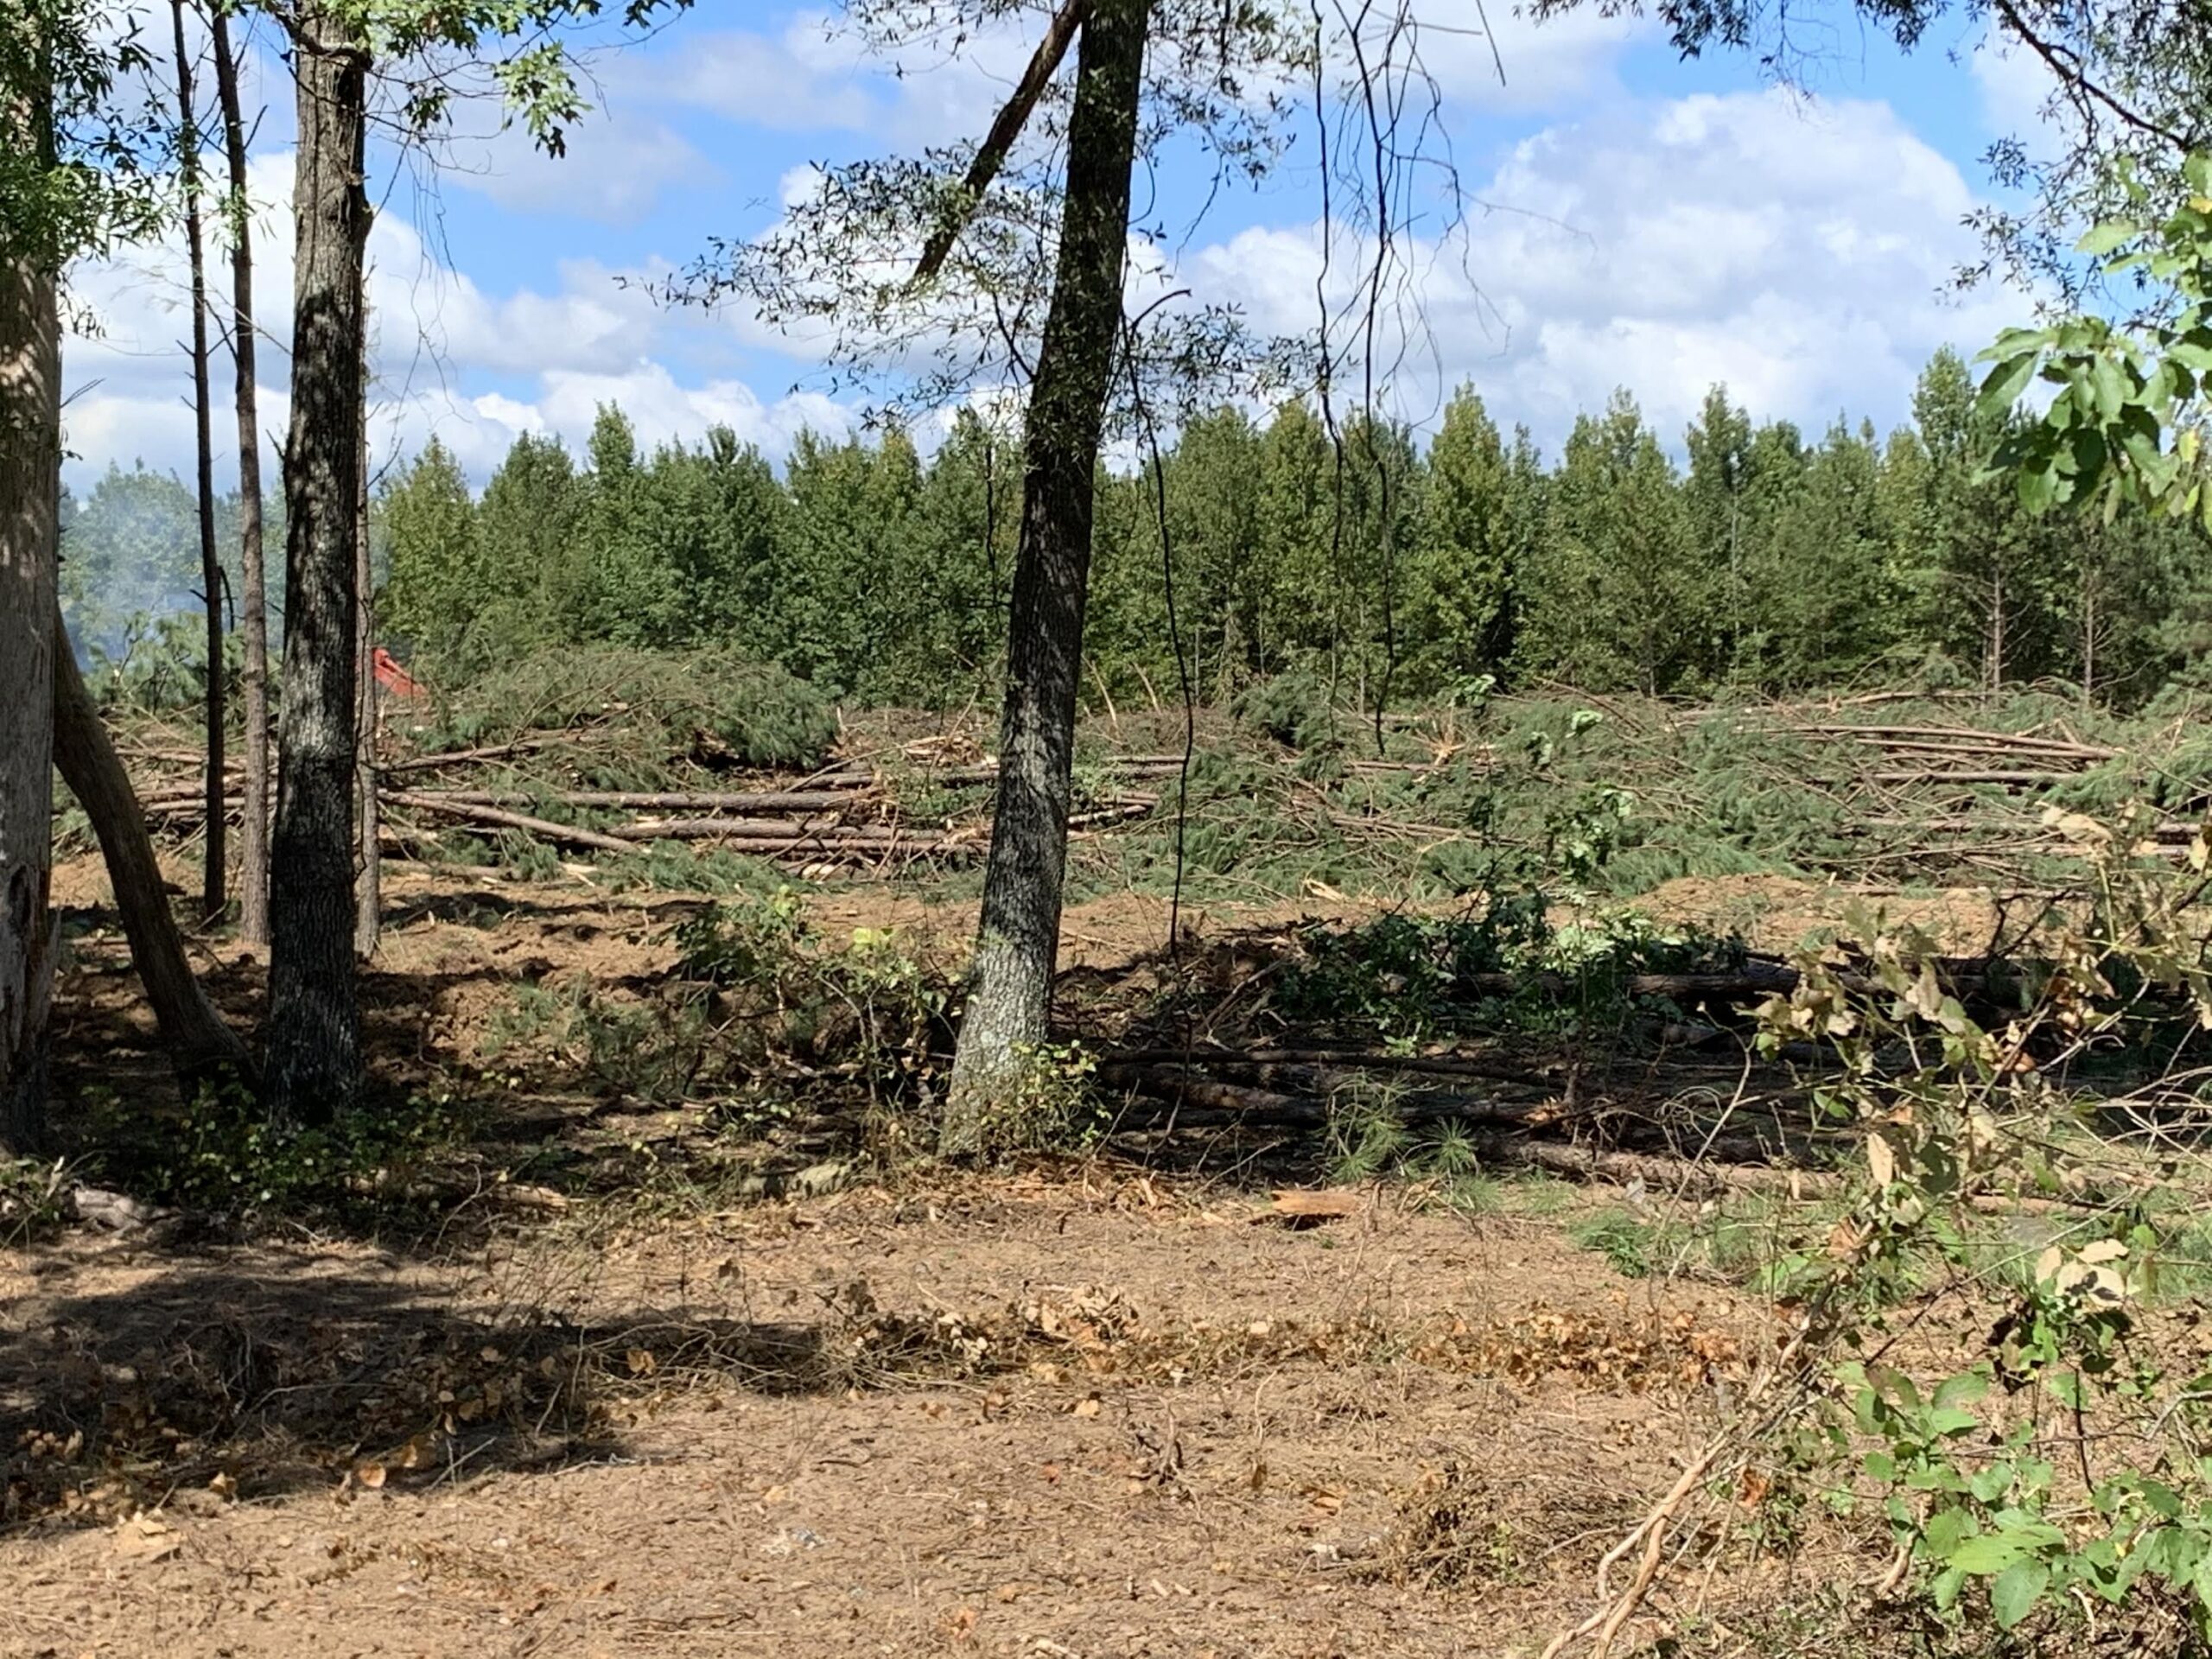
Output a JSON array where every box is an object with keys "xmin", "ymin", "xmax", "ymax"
[{"xmin": 63, "ymin": 348, "xmax": 2212, "ymax": 714}]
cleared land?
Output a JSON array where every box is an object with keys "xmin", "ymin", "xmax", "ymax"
[{"xmin": 13, "ymin": 685, "xmax": 2212, "ymax": 1656}]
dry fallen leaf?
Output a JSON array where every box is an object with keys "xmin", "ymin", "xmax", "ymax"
[
  {"xmin": 353, "ymin": 1462, "xmax": 387, "ymax": 1491},
  {"xmin": 1071, "ymin": 1395, "xmax": 1102, "ymax": 1419},
  {"xmin": 113, "ymin": 1512, "xmax": 181, "ymax": 1562},
  {"xmin": 1262, "ymin": 1189, "xmax": 1361, "ymax": 1226}
]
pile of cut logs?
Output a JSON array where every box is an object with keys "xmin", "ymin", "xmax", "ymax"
[{"xmin": 124, "ymin": 747, "xmax": 1185, "ymax": 870}]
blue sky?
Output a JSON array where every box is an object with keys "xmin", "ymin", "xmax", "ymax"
[{"xmin": 61, "ymin": 1, "xmax": 2065, "ymax": 494}]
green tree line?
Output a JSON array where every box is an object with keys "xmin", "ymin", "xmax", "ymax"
[{"xmin": 66, "ymin": 347, "xmax": 2212, "ymax": 714}]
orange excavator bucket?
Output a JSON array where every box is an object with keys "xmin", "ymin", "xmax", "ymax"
[{"xmin": 371, "ymin": 646, "xmax": 426, "ymax": 701}]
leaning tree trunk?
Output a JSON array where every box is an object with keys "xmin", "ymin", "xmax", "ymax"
[
  {"xmin": 0, "ymin": 71, "xmax": 60, "ymax": 1155},
  {"xmin": 942, "ymin": 0, "xmax": 1150, "ymax": 1157},
  {"xmin": 170, "ymin": 0, "xmax": 226, "ymax": 925},
  {"xmin": 211, "ymin": 6, "xmax": 270, "ymax": 946},
  {"xmin": 52, "ymin": 608, "xmax": 251, "ymax": 1086},
  {"xmin": 264, "ymin": 3, "xmax": 369, "ymax": 1125}
]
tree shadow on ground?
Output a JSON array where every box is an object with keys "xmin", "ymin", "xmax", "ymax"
[{"xmin": 0, "ymin": 1250, "xmax": 887, "ymax": 1534}]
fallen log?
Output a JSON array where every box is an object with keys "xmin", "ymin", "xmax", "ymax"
[
  {"xmin": 1869, "ymin": 769, "xmax": 2075, "ymax": 787},
  {"xmin": 670, "ymin": 834, "xmax": 982, "ymax": 861},
  {"xmin": 1105, "ymin": 1044, "xmax": 1563, "ymax": 1085},
  {"xmin": 1100, "ymin": 1066, "xmax": 1834, "ymax": 1192},
  {"xmin": 1099, "ymin": 1064, "xmax": 1548, "ymax": 1128},
  {"xmin": 1792, "ymin": 723, "xmax": 2117, "ymax": 760},
  {"xmin": 383, "ymin": 790, "xmax": 642, "ymax": 854},
  {"xmin": 1471, "ymin": 1136, "xmax": 1841, "ymax": 1198},
  {"xmin": 1457, "ymin": 964, "xmax": 1808, "ymax": 1001},
  {"xmin": 405, "ymin": 787, "xmax": 880, "ymax": 813},
  {"xmin": 1830, "ymin": 739, "xmax": 2097, "ymax": 766},
  {"xmin": 377, "ymin": 734, "xmax": 568, "ymax": 772},
  {"xmin": 623, "ymin": 817, "xmax": 912, "ymax": 841}
]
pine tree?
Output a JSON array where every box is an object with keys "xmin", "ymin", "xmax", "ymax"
[
  {"xmin": 1406, "ymin": 385, "xmax": 1522, "ymax": 694},
  {"xmin": 576, "ymin": 404, "xmax": 684, "ymax": 648},
  {"xmin": 1758, "ymin": 418, "xmax": 1897, "ymax": 685},
  {"xmin": 906, "ymin": 409, "xmax": 1014, "ymax": 701},
  {"xmin": 654, "ymin": 424, "xmax": 785, "ymax": 655},
  {"xmin": 474, "ymin": 431, "xmax": 582, "ymax": 658},
  {"xmin": 1892, "ymin": 350, "xmax": 2068, "ymax": 688},
  {"xmin": 1252, "ymin": 399, "xmax": 1338, "ymax": 673},
  {"xmin": 1163, "ymin": 405, "xmax": 1263, "ymax": 696},
  {"xmin": 1518, "ymin": 391, "xmax": 1701, "ymax": 694},
  {"xmin": 378, "ymin": 438, "xmax": 479, "ymax": 670}
]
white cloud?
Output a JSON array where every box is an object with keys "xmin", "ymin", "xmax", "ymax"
[
  {"xmin": 642, "ymin": 16, "xmax": 884, "ymax": 133},
  {"xmin": 1177, "ymin": 88, "xmax": 2021, "ymax": 451},
  {"xmin": 61, "ymin": 147, "xmax": 860, "ymax": 495},
  {"xmin": 432, "ymin": 113, "xmax": 713, "ymax": 226},
  {"xmin": 1397, "ymin": 1, "xmax": 1647, "ymax": 111},
  {"xmin": 1970, "ymin": 25, "xmax": 2060, "ymax": 140}
]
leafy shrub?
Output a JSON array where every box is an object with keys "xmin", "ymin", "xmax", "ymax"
[
  {"xmin": 86, "ymin": 1078, "xmax": 482, "ymax": 1215},
  {"xmin": 483, "ymin": 889, "xmax": 960, "ymax": 1144},
  {"xmin": 1276, "ymin": 899, "xmax": 1748, "ymax": 1041},
  {"xmin": 0, "ymin": 1157, "xmax": 71, "ymax": 1243},
  {"xmin": 1736, "ymin": 834, "xmax": 2212, "ymax": 1645}
]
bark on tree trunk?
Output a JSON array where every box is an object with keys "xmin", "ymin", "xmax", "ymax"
[
  {"xmin": 264, "ymin": 3, "xmax": 368, "ymax": 1125},
  {"xmin": 942, "ymin": 0, "xmax": 1149, "ymax": 1157},
  {"xmin": 171, "ymin": 0, "xmax": 226, "ymax": 925},
  {"xmin": 211, "ymin": 4, "xmax": 269, "ymax": 945},
  {"xmin": 0, "ymin": 69, "xmax": 60, "ymax": 1155},
  {"xmin": 353, "ymin": 356, "xmax": 379, "ymax": 957},
  {"xmin": 52, "ymin": 609, "xmax": 251, "ymax": 1087}
]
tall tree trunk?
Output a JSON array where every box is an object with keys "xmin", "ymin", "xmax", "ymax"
[
  {"xmin": 1988, "ymin": 569, "xmax": 2006, "ymax": 691},
  {"xmin": 170, "ymin": 0, "xmax": 226, "ymax": 925},
  {"xmin": 0, "ymin": 53, "xmax": 60, "ymax": 1155},
  {"xmin": 210, "ymin": 4, "xmax": 270, "ymax": 946},
  {"xmin": 943, "ymin": 0, "xmax": 1149, "ymax": 1156},
  {"xmin": 353, "ymin": 351, "xmax": 378, "ymax": 957},
  {"xmin": 264, "ymin": 3, "xmax": 368, "ymax": 1125},
  {"xmin": 52, "ymin": 609, "xmax": 251, "ymax": 1087}
]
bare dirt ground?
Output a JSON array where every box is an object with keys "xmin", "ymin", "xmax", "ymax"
[
  {"xmin": 9, "ymin": 855, "xmax": 2005, "ymax": 1659},
  {"xmin": 1, "ymin": 1176, "xmax": 1785, "ymax": 1659}
]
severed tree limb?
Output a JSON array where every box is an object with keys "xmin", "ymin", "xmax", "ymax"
[
  {"xmin": 372, "ymin": 735, "xmax": 569, "ymax": 773},
  {"xmin": 52, "ymin": 609, "xmax": 252, "ymax": 1088},
  {"xmin": 911, "ymin": 0, "xmax": 1092, "ymax": 283},
  {"xmin": 1099, "ymin": 1064, "xmax": 1835, "ymax": 1186},
  {"xmin": 1106, "ymin": 1043, "xmax": 1563, "ymax": 1084},
  {"xmin": 382, "ymin": 791, "xmax": 643, "ymax": 855},
  {"xmin": 1541, "ymin": 1323, "xmax": 1819, "ymax": 1659}
]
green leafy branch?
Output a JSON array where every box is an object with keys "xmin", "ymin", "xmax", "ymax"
[{"xmin": 1976, "ymin": 153, "xmax": 2212, "ymax": 529}]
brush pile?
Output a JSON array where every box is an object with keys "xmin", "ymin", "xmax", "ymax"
[{"xmin": 101, "ymin": 662, "xmax": 2212, "ymax": 890}]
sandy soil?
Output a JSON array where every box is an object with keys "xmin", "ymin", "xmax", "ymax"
[
  {"xmin": 0, "ymin": 1178, "xmax": 1773, "ymax": 1659},
  {"xmin": 10, "ymin": 855, "xmax": 2005, "ymax": 1659}
]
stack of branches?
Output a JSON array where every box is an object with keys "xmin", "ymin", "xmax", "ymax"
[
  {"xmin": 96, "ymin": 672, "xmax": 2212, "ymax": 891},
  {"xmin": 1080, "ymin": 909, "xmax": 2207, "ymax": 1198},
  {"xmin": 134, "ymin": 745, "xmax": 1184, "ymax": 872},
  {"xmin": 1777, "ymin": 707, "xmax": 2212, "ymax": 877},
  {"xmin": 1095, "ymin": 1038, "xmax": 1851, "ymax": 1197}
]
